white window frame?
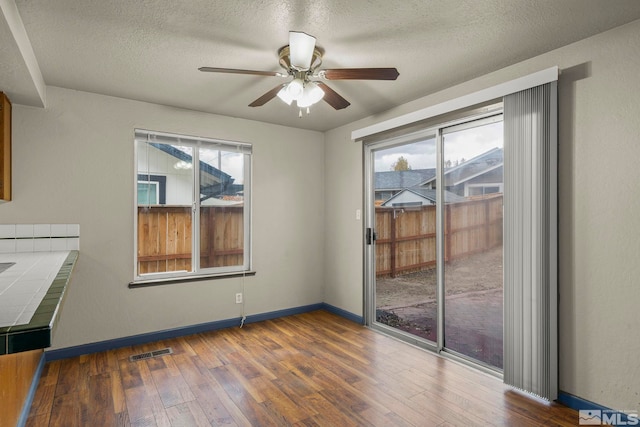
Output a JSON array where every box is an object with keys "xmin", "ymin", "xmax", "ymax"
[{"xmin": 132, "ymin": 129, "xmax": 252, "ymax": 284}]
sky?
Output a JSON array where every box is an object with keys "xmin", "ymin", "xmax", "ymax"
[
  {"xmin": 172, "ymin": 145, "xmax": 245, "ymax": 184},
  {"xmin": 201, "ymin": 149, "xmax": 245, "ymax": 184},
  {"xmin": 374, "ymin": 121, "xmax": 503, "ymax": 172}
]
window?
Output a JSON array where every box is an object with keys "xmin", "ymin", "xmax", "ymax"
[
  {"xmin": 134, "ymin": 129, "xmax": 251, "ymax": 282},
  {"xmin": 465, "ymin": 183, "xmax": 503, "ymax": 197},
  {"xmin": 137, "ymin": 181, "xmax": 158, "ymax": 205},
  {"xmin": 137, "ymin": 174, "xmax": 166, "ymax": 205}
]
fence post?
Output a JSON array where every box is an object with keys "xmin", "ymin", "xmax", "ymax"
[
  {"xmin": 390, "ymin": 210, "xmax": 397, "ymax": 278},
  {"xmin": 484, "ymin": 198, "xmax": 491, "ymax": 250}
]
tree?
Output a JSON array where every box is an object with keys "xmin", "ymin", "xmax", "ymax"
[{"xmin": 391, "ymin": 156, "xmax": 411, "ymax": 171}]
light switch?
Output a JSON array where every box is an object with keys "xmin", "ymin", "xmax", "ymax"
[{"xmin": 356, "ymin": 209, "xmax": 361, "ymax": 220}]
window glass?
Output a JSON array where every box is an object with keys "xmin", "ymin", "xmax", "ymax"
[
  {"xmin": 135, "ymin": 130, "xmax": 251, "ymax": 280},
  {"xmin": 137, "ymin": 181, "xmax": 158, "ymax": 205}
]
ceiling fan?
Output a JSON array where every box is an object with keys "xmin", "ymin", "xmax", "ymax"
[{"xmin": 199, "ymin": 31, "xmax": 399, "ymax": 115}]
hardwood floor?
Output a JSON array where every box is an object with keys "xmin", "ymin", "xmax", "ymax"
[{"xmin": 27, "ymin": 310, "xmax": 578, "ymax": 426}]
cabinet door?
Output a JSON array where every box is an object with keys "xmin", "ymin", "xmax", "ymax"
[{"xmin": 0, "ymin": 92, "xmax": 11, "ymax": 201}]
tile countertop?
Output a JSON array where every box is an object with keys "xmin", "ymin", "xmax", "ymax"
[{"xmin": 0, "ymin": 251, "xmax": 78, "ymax": 355}]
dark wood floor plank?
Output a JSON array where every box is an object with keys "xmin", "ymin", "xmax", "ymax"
[
  {"xmin": 185, "ymin": 333, "xmax": 226, "ymax": 369},
  {"xmin": 211, "ymin": 364, "xmax": 281, "ymax": 426},
  {"xmin": 256, "ymin": 376, "xmax": 316, "ymax": 424},
  {"xmin": 189, "ymin": 355, "xmax": 253, "ymax": 426},
  {"xmin": 350, "ymin": 378, "xmax": 443, "ymax": 426},
  {"xmin": 54, "ymin": 357, "xmax": 81, "ymax": 396},
  {"xmin": 48, "ymin": 392, "xmax": 84, "ymax": 426},
  {"xmin": 165, "ymin": 401, "xmax": 210, "ymax": 427},
  {"xmin": 25, "ymin": 412, "xmax": 50, "ymax": 427},
  {"xmin": 87, "ymin": 372, "xmax": 116, "ymax": 426},
  {"xmin": 136, "ymin": 358, "xmax": 172, "ymax": 427},
  {"xmin": 119, "ymin": 357, "xmax": 143, "ymax": 390},
  {"xmin": 124, "ymin": 385, "xmax": 157, "ymax": 426},
  {"xmin": 29, "ymin": 310, "xmax": 580, "ymax": 426},
  {"xmin": 301, "ymin": 393, "xmax": 364, "ymax": 427},
  {"xmin": 26, "ymin": 382, "xmax": 56, "ymax": 419},
  {"xmin": 111, "ymin": 369, "xmax": 127, "ymax": 415},
  {"xmin": 149, "ymin": 359, "xmax": 196, "ymax": 408}
]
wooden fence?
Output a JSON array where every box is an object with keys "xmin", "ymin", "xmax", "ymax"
[
  {"xmin": 375, "ymin": 195, "xmax": 503, "ymax": 277},
  {"xmin": 137, "ymin": 205, "xmax": 244, "ymax": 274},
  {"xmin": 137, "ymin": 196, "xmax": 501, "ymax": 277}
]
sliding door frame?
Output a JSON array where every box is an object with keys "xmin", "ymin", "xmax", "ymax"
[
  {"xmin": 364, "ymin": 128, "xmax": 439, "ymax": 351},
  {"xmin": 364, "ymin": 109, "xmax": 504, "ymax": 376}
]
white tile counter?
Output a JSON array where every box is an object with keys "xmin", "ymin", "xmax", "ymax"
[
  {"xmin": 0, "ymin": 223, "xmax": 80, "ymax": 355},
  {"xmin": 0, "ymin": 251, "xmax": 70, "ymax": 328}
]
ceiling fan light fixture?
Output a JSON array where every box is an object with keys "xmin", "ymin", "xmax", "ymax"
[
  {"xmin": 297, "ymin": 82, "xmax": 325, "ymax": 108},
  {"xmin": 285, "ymin": 78, "xmax": 304, "ymax": 99},
  {"xmin": 276, "ymin": 86, "xmax": 295, "ymax": 105},
  {"xmin": 289, "ymin": 31, "xmax": 316, "ymax": 70}
]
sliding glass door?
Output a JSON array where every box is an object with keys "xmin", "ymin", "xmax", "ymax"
[
  {"xmin": 365, "ymin": 111, "xmax": 504, "ymax": 371},
  {"xmin": 366, "ymin": 132, "xmax": 438, "ymax": 345}
]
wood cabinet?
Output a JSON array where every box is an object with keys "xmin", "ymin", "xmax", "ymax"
[
  {"xmin": 0, "ymin": 349, "xmax": 43, "ymax": 427},
  {"xmin": 0, "ymin": 92, "xmax": 11, "ymax": 201}
]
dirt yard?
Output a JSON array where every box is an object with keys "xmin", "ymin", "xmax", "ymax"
[
  {"xmin": 375, "ymin": 246, "xmax": 504, "ymax": 367},
  {"xmin": 376, "ymin": 245, "xmax": 503, "ymax": 309}
]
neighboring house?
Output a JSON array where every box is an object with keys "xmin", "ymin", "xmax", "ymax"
[
  {"xmin": 374, "ymin": 147, "xmax": 502, "ymax": 203},
  {"xmin": 138, "ymin": 143, "xmax": 243, "ymax": 206},
  {"xmin": 381, "ymin": 187, "xmax": 467, "ymax": 207},
  {"xmin": 374, "ymin": 169, "xmax": 435, "ymax": 201},
  {"xmin": 419, "ymin": 147, "xmax": 503, "ymax": 197}
]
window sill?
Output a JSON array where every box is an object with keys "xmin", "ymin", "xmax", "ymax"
[{"xmin": 128, "ymin": 271, "xmax": 256, "ymax": 288}]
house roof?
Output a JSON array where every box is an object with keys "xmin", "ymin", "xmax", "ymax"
[
  {"xmin": 375, "ymin": 169, "xmax": 435, "ymax": 190},
  {"xmin": 150, "ymin": 143, "xmax": 233, "ymax": 183},
  {"xmin": 382, "ymin": 187, "xmax": 467, "ymax": 206},
  {"xmin": 149, "ymin": 142, "xmax": 240, "ymax": 201},
  {"xmin": 419, "ymin": 147, "xmax": 503, "ymax": 187}
]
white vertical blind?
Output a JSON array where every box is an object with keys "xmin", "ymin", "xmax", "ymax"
[{"xmin": 503, "ymin": 82, "xmax": 558, "ymax": 400}]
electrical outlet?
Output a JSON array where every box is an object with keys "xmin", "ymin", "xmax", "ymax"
[{"xmin": 235, "ymin": 293, "xmax": 243, "ymax": 304}]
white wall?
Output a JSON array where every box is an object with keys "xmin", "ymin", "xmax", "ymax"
[
  {"xmin": 324, "ymin": 20, "xmax": 640, "ymax": 411},
  {"xmin": 2, "ymin": 86, "xmax": 325, "ymax": 349}
]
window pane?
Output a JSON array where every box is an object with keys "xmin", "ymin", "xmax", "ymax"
[
  {"xmin": 373, "ymin": 136, "xmax": 439, "ymax": 344},
  {"xmin": 198, "ymin": 146, "xmax": 245, "ymax": 269},
  {"xmin": 443, "ymin": 119, "xmax": 503, "ymax": 369},
  {"xmin": 136, "ymin": 140, "xmax": 193, "ymax": 275},
  {"xmin": 137, "ymin": 182, "xmax": 158, "ymax": 205}
]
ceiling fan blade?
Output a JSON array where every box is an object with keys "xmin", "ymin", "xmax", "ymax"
[
  {"xmin": 248, "ymin": 84, "xmax": 286, "ymax": 107},
  {"xmin": 316, "ymin": 82, "xmax": 350, "ymax": 110},
  {"xmin": 289, "ymin": 31, "xmax": 316, "ymax": 71},
  {"xmin": 199, "ymin": 67, "xmax": 282, "ymax": 77},
  {"xmin": 322, "ymin": 68, "xmax": 399, "ymax": 80}
]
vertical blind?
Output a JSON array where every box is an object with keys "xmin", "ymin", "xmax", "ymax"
[{"xmin": 503, "ymin": 82, "xmax": 558, "ymax": 400}]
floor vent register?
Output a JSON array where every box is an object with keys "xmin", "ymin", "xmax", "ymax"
[{"xmin": 129, "ymin": 347, "xmax": 173, "ymax": 362}]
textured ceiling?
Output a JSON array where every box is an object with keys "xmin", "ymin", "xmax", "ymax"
[{"xmin": 2, "ymin": 1, "xmax": 640, "ymax": 131}]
